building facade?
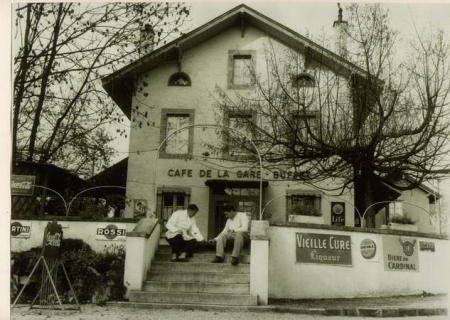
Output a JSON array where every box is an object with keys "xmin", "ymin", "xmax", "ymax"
[{"xmin": 103, "ymin": 4, "xmax": 440, "ymax": 238}]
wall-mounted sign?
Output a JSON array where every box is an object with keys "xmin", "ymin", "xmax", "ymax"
[
  {"xmin": 383, "ymin": 236, "xmax": 419, "ymax": 272},
  {"xmin": 360, "ymin": 238, "xmax": 377, "ymax": 259},
  {"xmin": 42, "ymin": 221, "xmax": 63, "ymax": 259},
  {"xmin": 11, "ymin": 221, "xmax": 32, "ymax": 238},
  {"xmin": 331, "ymin": 202, "xmax": 346, "ymax": 226},
  {"xmin": 11, "ymin": 175, "xmax": 36, "ymax": 196},
  {"xmin": 96, "ymin": 223, "xmax": 127, "ymax": 241},
  {"xmin": 419, "ymin": 241, "xmax": 435, "ymax": 252},
  {"xmin": 295, "ymin": 232, "xmax": 352, "ymax": 266},
  {"xmin": 133, "ymin": 199, "xmax": 148, "ymax": 218}
]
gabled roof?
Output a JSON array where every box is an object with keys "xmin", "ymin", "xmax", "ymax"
[{"xmin": 102, "ymin": 4, "xmax": 366, "ymax": 119}]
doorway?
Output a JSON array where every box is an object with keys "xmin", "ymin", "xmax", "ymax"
[{"xmin": 208, "ymin": 190, "xmax": 259, "ymax": 239}]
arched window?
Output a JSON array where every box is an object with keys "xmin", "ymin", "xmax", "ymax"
[
  {"xmin": 168, "ymin": 72, "xmax": 191, "ymax": 86},
  {"xmin": 292, "ymin": 73, "xmax": 315, "ymax": 88}
]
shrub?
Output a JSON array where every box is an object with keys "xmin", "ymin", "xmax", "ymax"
[{"xmin": 11, "ymin": 239, "xmax": 126, "ymax": 304}]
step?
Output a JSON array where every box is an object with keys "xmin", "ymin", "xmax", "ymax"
[
  {"xmin": 154, "ymin": 253, "xmax": 251, "ymax": 264},
  {"xmin": 128, "ymin": 291, "xmax": 257, "ymax": 306},
  {"xmin": 148, "ymin": 271, "xmax": 250, "ymax": 284},
  {"xmin": 150, "ymin": 261, "xmax": 249, "ymax": 274},
  {"xmin": 157, "ymin": 244, "xmax": 250, "ymax": 255},
  {"xmin": 143, "ymin": 281, "xmax": 250, "ymax": 294}
]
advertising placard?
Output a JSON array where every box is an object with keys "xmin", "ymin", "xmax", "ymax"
[
  {"xmin": 11, "ymin": 175, "xmax": 36, "ymax": 196},
  {"xmin": 331, "ymin": 202, "xmax": 345, "ymax": 226},
  {"xmin": 383, "ymin": 236, "xmax": 419, "ymax": 272},
  {"xmin": 133, "ymin": 199, "xmax": 148, "ymax": 218},
  {"xmin": 42, "ymin": 221, "xmax": 63, "ymax": 259},
  {"xmin": 419, "ymin": 241, "xmax": 435, "ymax": 252},
  {"xmin": 96, "ymin": 223, "xmax": 127, "ymax": 241},
  {"xmin": 11, "ymin": 221, "xmax": 32, "ymax": 238},
  {"xmin": 296, "ymin": 232, "xmax": 352, "ymax": 266}
]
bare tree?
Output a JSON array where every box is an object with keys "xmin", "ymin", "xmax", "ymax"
[
  {"xmin": 13, "ymin": 2, "xmax": 190, "ymax": 177},
  {"xmin": 213, "ymin": 4, "xmax": 450, "ymax": 227}
]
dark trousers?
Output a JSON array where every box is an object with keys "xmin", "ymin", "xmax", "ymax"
[{"xmin": 166, "ymin": 234, "xmax": 196, "ymax": 255}]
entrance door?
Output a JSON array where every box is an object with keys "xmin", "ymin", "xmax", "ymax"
[{"xmin": 209, "ymin": 194, "xmax": 258, "ymax": 239}]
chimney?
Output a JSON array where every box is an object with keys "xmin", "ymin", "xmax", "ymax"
[
  {"xmin": 139, "ymin": 24, "xmax": 155, "ymax": 57},
  {"xmin": 333, "ymin": 3, "xmax": 348, "ymax": 58}
]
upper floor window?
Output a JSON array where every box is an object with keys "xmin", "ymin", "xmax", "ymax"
[
  {"xmin": 168, "ymin": 72, "xmax": 191, "ymax": 86},
  {"xmin": 160, "ymin": 109, "xmax": 195, "ymax": 158},
  {"xmin": 228, "ymin": 50, "xmax": 256, "ymax": 89},
  {"xmin": 286, "ymin": 111, "xmax": 319, "ymax": 146},
  {"xmin": 226, "ymin": 112, "xmax": 254, "ymax": 157},
  {"xmin": 292, "ymin": 73, "xmax": 316, "ymax": 88}
]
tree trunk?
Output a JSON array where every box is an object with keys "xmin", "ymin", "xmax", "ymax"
[{"xmin": 354, "ymin": 168, "xmax": 377, "ymax": 228}]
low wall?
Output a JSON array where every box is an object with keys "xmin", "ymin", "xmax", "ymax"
[
  {"xmin": 11, "ymin": 217, "xmax": 139, "ymax": 252},
  {"xmin": 268, "ymin": 222, "xmax": 449, "ymax": 299}
]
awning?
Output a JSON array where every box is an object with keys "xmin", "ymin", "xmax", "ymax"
[{"xmin": 205, "ymin": 179, "xmax": 269, "ymax": 188}]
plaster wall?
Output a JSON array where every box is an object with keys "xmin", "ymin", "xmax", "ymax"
[
  {"xmin": 268, "ymin": 225, "xmax": 449, "ymax": 299},
  {"xmin": 123, "ymin": 24, "xmax": 355, "ymax": 237}
]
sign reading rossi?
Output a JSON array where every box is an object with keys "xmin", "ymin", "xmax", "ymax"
[
  {"xmin": 383, "ymin": 236, "xmax": 419, "ymax": 272},
  {"xmin": 296, "ymin": 233, "xmax": 352, "ymax": 266},
  {"xmin": 96, "ymin": 223, "xmax": 127, "ymax": 241},
  {"xmin": 11, "ymin": 175, "xmax": 36, "ymax": 196}
]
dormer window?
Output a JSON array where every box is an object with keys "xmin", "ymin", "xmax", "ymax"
[
  {"xmin": 168, "ymin": 72, "xmax": 191, "ymax": 86},
  {"xmin": 292, "ymin": 73, "xmax": 315, "ymax": 88}
]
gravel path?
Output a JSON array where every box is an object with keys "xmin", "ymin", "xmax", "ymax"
[{"xmin": 10, "ymin": 305, "xmax": 314, "ymax": 320}]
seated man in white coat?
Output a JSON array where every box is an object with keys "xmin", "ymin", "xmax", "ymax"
[
  {"xmin": 165, "ymin": 204, "xmax": 204, "ymax": 262},
  {"xmin": 211, "ymin": 203, "xmax": 249, "ymax": 266}
]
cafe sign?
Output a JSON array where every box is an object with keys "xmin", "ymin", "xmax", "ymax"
[
  {"xmin": 11, "ymin": 175, "xmax": 36, "ymax": 196},
  {"xmin": 295, "ymin": 232, "xmax": 352, "ymax": 266},
  {"xmin": 383, "ymin": 236, "xmax": 419, "ymax": 272}
]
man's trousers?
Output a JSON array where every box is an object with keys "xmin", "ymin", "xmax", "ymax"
[{"xmin": 216, "ymin": 231, "xmax": 250, "ymax": 258}]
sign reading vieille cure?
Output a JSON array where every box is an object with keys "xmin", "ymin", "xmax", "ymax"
[
  {"xmin": 383, "ymin": 236, "xmax": 419, "ymax": 272},
  {"xmin": 296, "ymin": 232, "xmax": 352, "ymax": 266},
  {"xmin": 11, "ymin": 175, "xmax": 36, "ymax": 196}
]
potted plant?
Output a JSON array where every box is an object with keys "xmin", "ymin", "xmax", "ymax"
[
  {"xmin": 386, "ymin": 213, "xmax": 418, "ymax": 232},
  {"xmin": 288, "ymin": 203, "xmax": 324, "ymax": 224}
]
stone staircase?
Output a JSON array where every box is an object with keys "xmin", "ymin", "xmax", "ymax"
[{"xmin": 128, "ymin": 240, "xmax": 257, "ymax": 306}]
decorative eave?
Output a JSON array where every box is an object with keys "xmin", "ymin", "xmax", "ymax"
[{"xmin": 102, "ymin": 3, "xmax": 367, "ymax": 119}]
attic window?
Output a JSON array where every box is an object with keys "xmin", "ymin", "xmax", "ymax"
[
  {"xmin": 292, "ymin": 73, "xmax": 315, "ymax": 88},
  {"xmin": 168, "ymin": 72, "xmax": 191, "ymax": 86}
]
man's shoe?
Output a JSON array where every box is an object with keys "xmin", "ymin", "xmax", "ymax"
[
  {"xmin": 171, "ymin": 253, "xmax": 177, "ymax": 262},
  {"xmin": 178, "ymin": 252, "xmax": 187, "ymax": 262},
  {"xmin": 211, "ymin": 256, "xmax": 224, "ymax": 263},
  {"xmin": 231, "ymin": 257, "xmax": 239, "ymax": 266}
]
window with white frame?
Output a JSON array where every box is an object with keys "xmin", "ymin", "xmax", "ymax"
[
  {"xmin": 160, "ymin": 109, "xmax": 195, "ymax": 158},
  {"xmin": 228, "ymin": 50, "xmax": 256, "ymax": 89}
]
